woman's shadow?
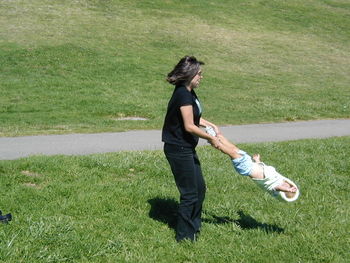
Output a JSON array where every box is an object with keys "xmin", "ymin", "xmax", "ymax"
[
  {"xmin": 148, "ymin": 197, "xmax": 178, "ymax": 229},
  {"xmin": 148, "ymin": 197, "xmax": 284, "ymax": 234}
]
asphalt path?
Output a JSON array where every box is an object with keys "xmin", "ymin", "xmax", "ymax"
[{"xmin": 0, "ymin": 119, "xmax": 349, "ymax": 160}]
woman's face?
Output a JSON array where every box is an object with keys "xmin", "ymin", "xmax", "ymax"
[{"xmin": 189, "ymin": 68, "xmax": 203, "ymax": 89}]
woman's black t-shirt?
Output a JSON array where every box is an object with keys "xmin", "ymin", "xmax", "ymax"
[{"xmin": 162, "ymin": 85, "xmax": 202, "ymax": 148}]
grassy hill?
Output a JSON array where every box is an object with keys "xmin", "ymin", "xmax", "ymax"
[{"xmin": 1, "ymin": 0, "xmax": 349, "ymax": 136}]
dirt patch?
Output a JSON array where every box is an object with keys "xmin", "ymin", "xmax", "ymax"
[
  {"xmin": 21, "ymin": 170, "xmax": 42, "ymax": 177},
  {"xmin": 23, "ymin": 183, "xmax": 39, "ymax": 188},
  {"xmin": 113, "ymin": 117, "xmax": 149, "ymax": 121}
]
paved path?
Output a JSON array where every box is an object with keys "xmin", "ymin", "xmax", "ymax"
[{"xmin": 0, "ymin": 119, "xmax": 349, "ymax": 160}]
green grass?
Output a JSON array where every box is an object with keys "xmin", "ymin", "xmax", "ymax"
[
  {"xmin": 1, "ymin": 2, "xmax": 349, "ymax": 261},
  {"xmin": 0, "ymin": 137, "xmax": 349, "ymax": 262},
  {"xmin": 1, "ymin": 0, "xmax": 350, "ymax": 136}
]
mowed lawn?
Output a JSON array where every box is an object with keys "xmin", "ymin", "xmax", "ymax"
[
  {"xmin": 0, "ymin": 137, "xmax": 349, "ymax": 262},
  {"xmin": 1, "ymin": 1, "xmax": 349, "ymax": 262},
  {"xmin": 0, "ymin": 0, "xmax": 349, "ymax": 136}
]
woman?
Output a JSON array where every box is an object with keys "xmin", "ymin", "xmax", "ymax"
[{"xmin": 162, "ymin": 56, "xmax": 220, "ymax": 242}]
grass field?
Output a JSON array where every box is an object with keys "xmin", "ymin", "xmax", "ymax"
[
  {"xmin": 0, "ymin": 137, "xmax": 349, "ymax": 262},
  {"xmin": 1, "ymin": 0, "xmax": 349, "ymax": 136},
  {"xmin": 1, "ymin": 1, "xmax": 349, "ymax": 262}
]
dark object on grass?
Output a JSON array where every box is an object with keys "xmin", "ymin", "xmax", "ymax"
[
  {"xmin": 148, "ymin": 197, "xmax": 178, "ymax": 230},
  {"xmin": 0, "ymin": 210, "xmax": 12, "ymax": 224}
]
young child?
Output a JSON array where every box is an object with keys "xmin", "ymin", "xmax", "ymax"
[{"xmin": 206, "ymin": 127, "xmax": 299, "ymax": 202}]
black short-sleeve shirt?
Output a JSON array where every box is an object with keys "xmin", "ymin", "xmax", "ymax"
[{"xmin": 162, "ymin": 85, "xmax": 202, "ymax": 148}]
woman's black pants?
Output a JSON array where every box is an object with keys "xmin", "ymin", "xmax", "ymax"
[{"xmin": 164, "ymin": 143, "xmax": 206, "ymax": 242}]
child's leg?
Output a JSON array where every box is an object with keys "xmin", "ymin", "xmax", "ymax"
[
  {"xmin": 250, "ymin": 156, "xmax": 297, "ymax": 195},
  {"xmin": 275, "ymin": 182, "xmax": 297, "ymax": 195},
  {"xmin": 252, "ymin": 164, "xmax": 297, "ymax": 195}
]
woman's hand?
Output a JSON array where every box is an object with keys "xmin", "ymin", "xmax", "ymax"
[{"xmin": 200, "ymin": 118, "xmax": 221, "ymax": 136}]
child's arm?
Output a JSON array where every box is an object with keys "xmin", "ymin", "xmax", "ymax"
[{"xmin": 217, "ymin": 135, "xmax": 241, "ymax": 159}]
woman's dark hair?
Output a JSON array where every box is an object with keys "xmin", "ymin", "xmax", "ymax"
[{"xmin": 166, "ymin": 56, "xmax": 204, "ymax": 86}]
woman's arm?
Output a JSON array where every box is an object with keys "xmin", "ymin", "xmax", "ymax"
[{"xmin": 180, "ymin": 105, "xmax": 219, "ymax": 147}]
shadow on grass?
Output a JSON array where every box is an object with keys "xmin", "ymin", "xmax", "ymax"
[
  {"xmin": 148, "ymin": 197, "xmax": 178, "ymax": 230},
  {"xmin": 203, "ymin": 210, "xmax": 284, "ymax": 234},
  {"xmin": 148, "ymin": 197, "xmax": 284, "ymax": 234}
]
